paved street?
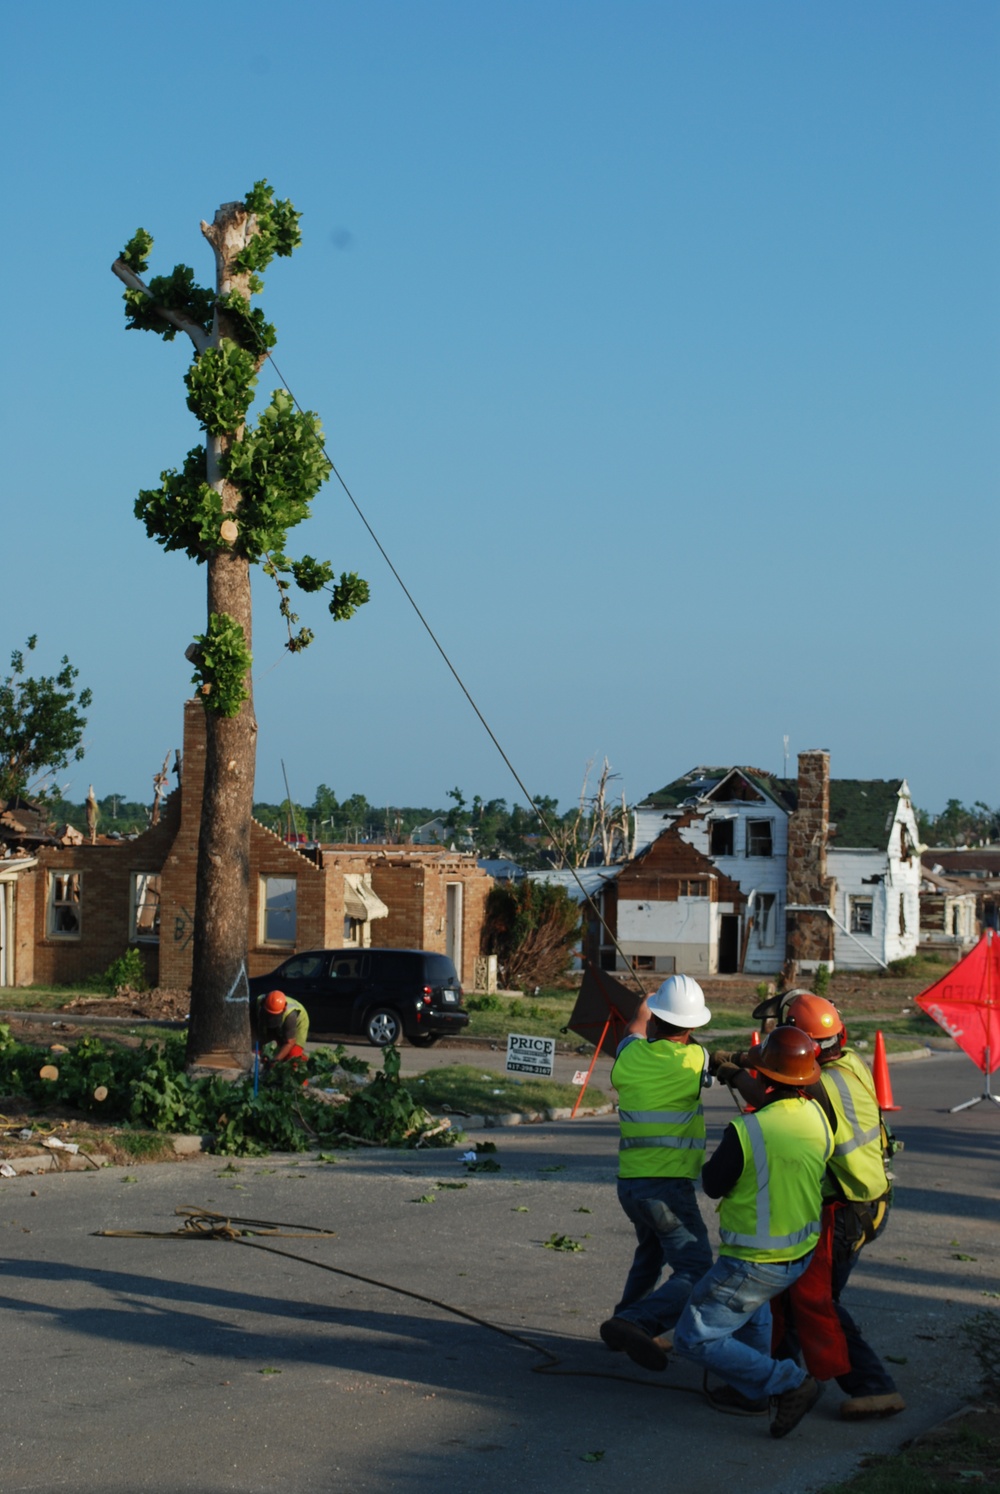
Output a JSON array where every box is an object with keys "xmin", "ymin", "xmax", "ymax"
[{"xmin": 0, "ymin": 1051, "xmax": 995, "ymax": 1493}]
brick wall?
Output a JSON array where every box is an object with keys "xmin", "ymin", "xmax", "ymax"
[
  {"xmin": 32, "ymin": 800, "xmax": 180, "ymax": 987},
  {"xmin": 368, "ymin": 851, "xmax": 491, "ymax": 988},
  {"xmin": 16, "ymin": 697, "xmax": 493, "ymax": 993}
]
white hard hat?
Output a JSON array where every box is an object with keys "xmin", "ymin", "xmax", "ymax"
[{"xmin": 647, "ymin": 974, "xmax": 711, "ymax": 1028}]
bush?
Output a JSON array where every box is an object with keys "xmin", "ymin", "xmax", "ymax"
[
  {"xmin": 85, "ymin": 948, "xmax": 148, "ymax": 995},
  {"xmin": 481, "ymin": 879, "xmax": 581, "ymax": 990},
  {"xmin": 814, "ymin": 964, "xmax": 830, "ymax": 996}
]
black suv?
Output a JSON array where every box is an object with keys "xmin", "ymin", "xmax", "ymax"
[{"xmin": 248, "ymin": 947, "xmax": 468, "ymax": 1047}]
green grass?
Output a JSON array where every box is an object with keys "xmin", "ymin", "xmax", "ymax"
[
  {"xmin": 0, "ymin": 986, "xmax": 92, "ymax": 1011},
  {"xmin": 818, "ymin": 1417, "xmax": 1000, "ymax": 1494},
  {"xmin": 409, "ymin": 1064, "xmax": 607, "ymax": 1114},
  {"xmin": 465, "ymin": 990, "xmax": 577, "ymax": 1041}
]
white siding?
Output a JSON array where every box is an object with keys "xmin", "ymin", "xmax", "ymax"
[
  {"xmin": 829, "ymin": 793, "xmax": 921, "ymax": 969},
  {"xmin": 678, "ymin": 803, "xmax": 789, "ymax": 974}
]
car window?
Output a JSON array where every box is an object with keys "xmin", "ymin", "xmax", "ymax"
[
  {"xmin": 423, "ymin": 954, "xmax": 458, "ymax": 985},
  {"xmin": 328, "ymin": 952, "xmax": 367, "ymax": 979},
  {"xmin": 281, "ymin": 954, "xmax": 325, "ymax": 980},
  {"xmin": 370, "ymin": 952, "xmax": 420, "ymax": 983}
]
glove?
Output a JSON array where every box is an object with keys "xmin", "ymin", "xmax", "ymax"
[
  {"xmin": 710, "ymin": 1049, "xmax": 736, "ymax": 1072},
  {"xmin": 715, "ymin": 1061, "xmax": 742, "ymax": 1086}
]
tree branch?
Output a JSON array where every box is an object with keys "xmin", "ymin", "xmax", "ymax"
[{"xmin": 110, "ymin": 258, "xmax": 211, "ymax": 353}]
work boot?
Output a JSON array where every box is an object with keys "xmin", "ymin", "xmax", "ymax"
[
  {"xmin": 841, "ymin": 1392, "xmax": 906, "ymax": 1420},
  {"xmin": 770, "ymin": 1376, "xmax": 821, "ymax": 1438},
  {"xmin": 705, "ymin": 1383, "xmax": 769, "ymax": 1417},
  {"xmin": 599, "ymin": 1317, "xmax": 669, "ymax": 1372}
]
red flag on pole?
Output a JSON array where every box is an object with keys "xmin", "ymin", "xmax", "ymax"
[{"xmin": 915, "ymin": 930, "xmax": 1000, "ymax": 1076}]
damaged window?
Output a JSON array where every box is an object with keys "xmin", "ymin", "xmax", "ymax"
[
  {"xmin": 850, "ymin": 897, "xmax": 874, "ymax": 935},
  {"xmin": 131, "ymin": 873, "xmax": 161, "ymax": 942},
  {"xmin": 756, "ymin": 892, "xmax": 776, "ymax": 947},
  {"xmin": 631, "ymin": 955, "xmax": 655, "ymax": 971},
  {"xmin": 710, "ymin": 820, "xmax": 734, "ymax": 856},
  {"xmin": 48, "ymin": 872, "xmax": 82, "ymax": 938},
  {"xmin": 746, "ymin": 820, "xmax": 773, "ymax": 857},
  {"xmin": 260, "ymin": 876, "xmax": 297, "ymax": 945}
]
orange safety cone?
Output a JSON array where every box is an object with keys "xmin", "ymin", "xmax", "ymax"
[{"xmin": 872, "ymin": 1030, "xmax": 900, "ymax": 1111}]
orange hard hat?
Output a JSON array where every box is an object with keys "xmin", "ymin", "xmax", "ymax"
[
  {"xmin": 264, "ymin": 989, "xmax": 287, "ymax": 1015},
  {"xmin": 785, "ymin": 992, "xmax": 845, "ymax": 1051},
  {"xmin": 748, "ymin": 1025, "xmax": 821, "ymax": 1086}
]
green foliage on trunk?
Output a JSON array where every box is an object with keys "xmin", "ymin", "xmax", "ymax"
[{"xmin": 116, "ymin": 179, "xmax": 368, "ymax": 711}]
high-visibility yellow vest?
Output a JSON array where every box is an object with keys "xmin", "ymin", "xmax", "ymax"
[
  {"xmin": 257, "ymin": 996, "xmax": 310, "ymax": 1047},
  {"xmin": 821, "ymin": 1048, "xmax": 887, "ymax": 1203},
  {"xmin": 612, "ymin": 1037, "xmax": 708, "ymax": 1179},
  {"xmin": 719, "ymin": 1097, "xmax": 834, "ymax": 1263}
]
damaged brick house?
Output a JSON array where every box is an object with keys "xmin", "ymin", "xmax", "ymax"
[
  {"xmin": 581, "ymin": 751, "xmax": 921, "ymax": 976},
  {"xmin": 5, "ymin": 701, "xmax": 490, "ymax": 994}
]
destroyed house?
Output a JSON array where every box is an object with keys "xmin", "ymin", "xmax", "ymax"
[
  {"xmin": 580, "ymin": 753, "xmax": 920, "ymax": 976},
  {"xmin": 3, "ymin": 701, "xmax": 490, "ymax": 994}
]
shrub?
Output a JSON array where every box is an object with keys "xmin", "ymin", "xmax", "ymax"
[
  {"xmin": 814, "ymin": 964, "xmax": 831, "ymax": 996},
  {"xmin": 481, "ymin": 879, "xmax": 581, "ymax": 990}
]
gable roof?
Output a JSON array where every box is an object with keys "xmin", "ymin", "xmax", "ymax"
[
  {"xmin": 641, "ymin": 766, "xmax": 797, "ymax": 815},
  {"xmin": 827, "ymin": 780, "xmax": 906, "ymax": 850}
]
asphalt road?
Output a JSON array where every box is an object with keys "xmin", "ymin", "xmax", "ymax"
[{"xmin": 0, "ymin": 1051, "xmax": 995, "ymax": 1494}]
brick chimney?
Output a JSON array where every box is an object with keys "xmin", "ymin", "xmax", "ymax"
[
  {"xmin": 180, "ymin": 699, "xmax": 207, "ymax": 830},
  {"xmin": 785, "ymin": 749, "xmax": 836, "ymax": 971}
]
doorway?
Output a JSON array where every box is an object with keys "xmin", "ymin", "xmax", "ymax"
[{"xmin": 718, "ymin": 914, "xmax": 740, "ymax": 974}]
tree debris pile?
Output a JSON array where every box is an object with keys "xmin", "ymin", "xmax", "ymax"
[{"xmin": 0, "ymin": 1026, "xmax": 455, "ymax": 1158}]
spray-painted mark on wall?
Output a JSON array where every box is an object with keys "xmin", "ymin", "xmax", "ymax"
[{"xmin": 173, "ymin": 906, "xmax": 194, "ymax": 951}]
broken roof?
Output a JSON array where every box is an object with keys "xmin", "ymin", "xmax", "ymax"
[
  {"xmin": 828, "ymin": 779, "xmax": 907, "ymax": 850},
  {"xmin": 640, "ymin": 766, "xmax": 911, "ymax": 851},
  {"xmin": 641, "ymin": 766, "xmax": 797, "ymax": 815}
]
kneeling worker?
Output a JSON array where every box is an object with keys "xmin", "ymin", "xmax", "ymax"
[
  {"xmin": 255, "ymin": 989, "xmax": 310, "ymax": 1063},
  {"xmin": 672, "ymin": 1026, "xmax": 833, "ymax": 1438},
  {"xmin": 599, "ymin": 975, "xmax": 715, "ymax": 1371}
]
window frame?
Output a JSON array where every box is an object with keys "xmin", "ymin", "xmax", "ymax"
[
  {"xmin": 130, "ymin": 872, "xmax": 162, "ymax": 943},
  {"xmin": 259, "ymin": 874, "xmax": 297, "ymax": 947},
  {"xmin": 850, "ymin": 896, "xmax": 874, "ymax": 935},
  {"xmin": 745, "ymin": 819, "xmax": 774, "ymax": 857},
  {"xmin": 48, "ymin": 871, "xmax": 83, "ymax": 939}
]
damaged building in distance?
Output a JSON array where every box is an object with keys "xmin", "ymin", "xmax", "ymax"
[{"xmin": 574, "ymin": 751, "xmax": 921, "ymax": 977}]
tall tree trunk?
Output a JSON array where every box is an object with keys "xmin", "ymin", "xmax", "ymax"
[{"xmin": 186, "ymin": 201, "xmax": 259, "ymax": 1071}]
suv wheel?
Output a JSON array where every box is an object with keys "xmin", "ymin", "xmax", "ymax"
[{"xmin": 364, "ymin": 1007, "xmax": 403, "ymax": 1048}]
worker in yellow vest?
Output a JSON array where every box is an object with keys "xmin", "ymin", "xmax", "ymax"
[
  {"xmin": 599, "ymin": 974, "xmax": 714, "ymax": 1371},
  {"xmin": 783, "ymin": 992, "xmax": 905, "ymax": 1421},
  {"xmin": 673, "ymin": 1026, "xmax": 833, "ymax": 1438},
  {"xmin": 255, "ymin": 989, "xmax": 310, "ymax": 1063}
]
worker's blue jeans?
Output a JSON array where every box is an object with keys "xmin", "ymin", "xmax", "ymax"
[
  {"xmin": 673, "ymin": 1253, "xmax": 813, "ymax": 1401},
  {"xmin": 612, "ymin": 1176, "xmax": 713, "ymax": 1335}
]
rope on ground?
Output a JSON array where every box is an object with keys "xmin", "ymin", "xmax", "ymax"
[{"xmin": 97, "ymin": 1206, "xmax": 703, "ymax": 1394}]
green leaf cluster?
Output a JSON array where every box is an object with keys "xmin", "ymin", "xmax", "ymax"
[
  {"xmin": 0, "ymin": 1027, "xmax": 453, "ymax": 1156},
  {"xmin": 120, "ymin": 236, "xmax": 214, "ymax": 342},
  {"xmin": 216, "ymin": 291, "xmax": 277, "ymax": 354},
  {"xmin": 121, "ymin": 229, "xmax": 153, "ymax": 274},
  {"xmin": 185, "ymin": 342, "xmax": 259, "ymax": 433},
  {"xmin": 189, "ymin": 613, "xmax": 253, "ymax": 717},
  {"xmin": 236, "ymin": 180, "xmax": 302, "ymax": 285},
  {"xmin": 224, "ymin": 390, "xmax": 332, "ymax": 557},
  {"xmin": 134, "ymin": 447, "xmax": 225, "ymax": 561},
  {"xmin": 0, "ymin": 636, "xmax": 93, "ymax": 802}
]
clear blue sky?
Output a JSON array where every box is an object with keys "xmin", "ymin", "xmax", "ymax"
[{"xmin": 3, "ymin": 1, "xmax": 997, "ymax": 819}]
